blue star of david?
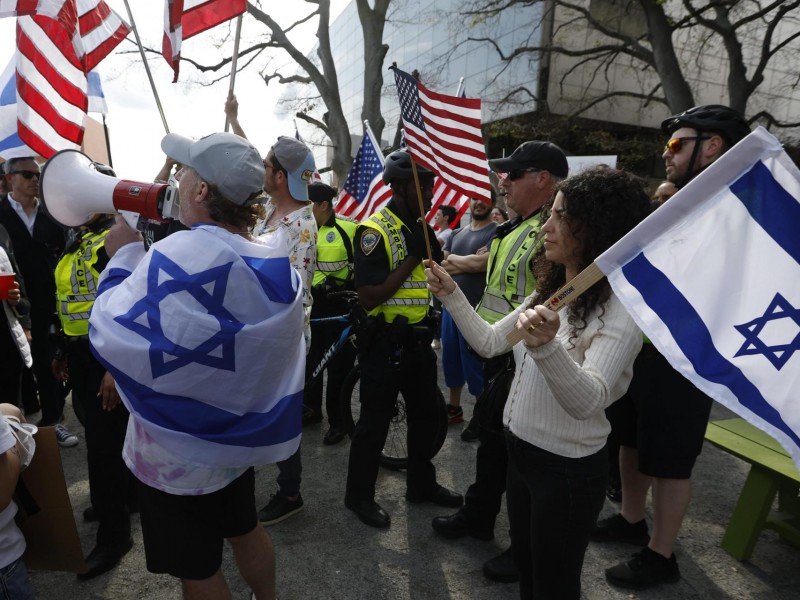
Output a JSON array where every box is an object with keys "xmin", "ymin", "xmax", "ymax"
[
  {"xmin": 734, "ymin": 293, "xmax": 800, "ymax": 370},
  {"xmin": 114, "ymin": 249, "xmax": 244, "ymax": 378}
]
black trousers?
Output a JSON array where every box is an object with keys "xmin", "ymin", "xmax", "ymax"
[
  {"xmin": 459, "ymin": 355, "xmax": 511, "ymax": 530},
  {"xmin": 30, "ymin": 309, "xmax": 62, "ymax": 425},
  {"xmin": 506, "ymin": 434, "xmax": 607, "ymax": 600},
  {"xmin": 66, "ymin": 337, "xmax": 132, "ymax": 546},
  {"xmin": 346, "ymin": 333, "xmax": 439, "ymax": 501},
  {"xmin": 304, "ymin": 317, "xmax": 356, "ymax": 429}
]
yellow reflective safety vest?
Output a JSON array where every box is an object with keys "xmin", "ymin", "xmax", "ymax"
[
  {"xmin": 361, "ymin": 207, "xmax": 429, "ymax": 324},
  {"xmin": 312, "ymin": 215, "xmax": 358, "ymax": 287},
  {"xmin": 55, "ymin": 228, "xmax": 109, "ymax": 336},
  {"xmin": 476, "ymin": 213, "xmax": 542, "ymax": 324}
]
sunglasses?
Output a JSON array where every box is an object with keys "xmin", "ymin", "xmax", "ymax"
[
  {"xmin": 507, "ymin": 168, "xmax": 541, "ymax": 181},
  {"xmin": 663, "ymin": 136, "xmax": 710, "ymax": 154},
  {"xmin": 10, "ymin": 170, "xmax": 40, "ymax": 179}
]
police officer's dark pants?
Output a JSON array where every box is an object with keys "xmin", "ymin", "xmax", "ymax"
[
  {"xmin": 30, "ymin": 310, "xmax": 63, "ymax": 425},
  {"xmin": 305, "ymin": 318, "xmax": 356, "ymax": 430},
  {"xmin": 346, "ymin": 333, "xmax": 439, "ymax": 501},
  {"xmin": 67, "ymin": 337, "xmax": 131, "ymax": 547},
  {"xmin": 459, "ymin": 355, "xmax": 510, "ymax": 531}
]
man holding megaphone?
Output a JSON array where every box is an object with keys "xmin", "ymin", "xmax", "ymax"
[{"xmin": 88, "ymin": 132, "xmax": 304, "ymax": 600}]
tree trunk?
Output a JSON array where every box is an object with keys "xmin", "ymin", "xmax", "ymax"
[
  {"xmin": 639, "ymin": 0, "xmax": 694, "ymax": 113},
  {"xmin": 357, "ymin": 0, "xmax": 390, "ymax": 144}
]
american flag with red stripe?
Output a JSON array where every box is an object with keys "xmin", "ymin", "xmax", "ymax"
[
  {"xmin": 391, "ymin": 66, "xmax": 492, "ymax": 205},
  {"xmin": 335, "ymin": 124, "xmax": 392, "ymax": 222},
  {"xmin": 163, "ymin": 0, "xmax": 246, "ymax": 82},
  {"xmin": 426, "ymin": 178, "xmax": 470, "ymax": 226},
  {"xmin": 1, "ymin": 0, "xmax": 130, "ymax": 158}
]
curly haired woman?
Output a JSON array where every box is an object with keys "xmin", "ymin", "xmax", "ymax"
[{"xmin": 426, "ymin": 165, "xmax": 652, "ymax": 599}]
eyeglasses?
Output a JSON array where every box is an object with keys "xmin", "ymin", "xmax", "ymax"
[
  {"xmin": 507, "ymin": 168, "xmax": 541, "ymax": 181},
  {"xmin": 10, "ymin": 170, "xmax": 39, "ymax": 179},
  {"xmin": 663, "ymin": 136, "xmax": 710, "ymax": 154}
]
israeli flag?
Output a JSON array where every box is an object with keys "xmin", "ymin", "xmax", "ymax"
[
  {"xmin": 596, "ymin": 127, "xmax": 800, "ymax": 470},
  {"xmin": 90, "ymin": 225, "xmax": 305, "ymax": 468}
]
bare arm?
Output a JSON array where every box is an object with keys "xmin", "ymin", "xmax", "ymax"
[
  {"xmin": 154, "ymin": 157, "xmax": 177, "ymax": 183},
  {"xmin": 0, "ymin": 404, "xmax": 24, "ymax": 510},
  {"xmin": 442, "ymin": 252, "xmax": 489, "ymax": 276},
  {"xmin": 224, "ymin": 93, "xmax": 247, "ymax": 139}
]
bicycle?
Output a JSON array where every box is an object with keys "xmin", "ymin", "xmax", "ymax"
[{"xmin": 305, "ymin": 291, "xmax": 448, "ymax": 470}]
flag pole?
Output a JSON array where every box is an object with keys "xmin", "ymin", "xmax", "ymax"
[
  {"xmin": 224, "ymin": 15, "xmax": 244, "ymax": 133},
  {"xmin": 409, "ymin": 156, "xmax": 434, "ymax": 263},
  {"xmin": 102, "ymin": 115, "xmax": 114, "ymax": 168},
  {"xmin": 122, "ymin": 0, "xmax": 169, "ymax": 133},
  {"xmin": 455, "ymin": 77, "xmax": 464, "ymax": 97},
  {"xmin": 505, "ymin": 263, "xmax": 604, "ymax": 345}
]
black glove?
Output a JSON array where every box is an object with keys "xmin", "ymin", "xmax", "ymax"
[{"xmin": 406, "ymin": 220, "xmax": 444, "ymax": 263}]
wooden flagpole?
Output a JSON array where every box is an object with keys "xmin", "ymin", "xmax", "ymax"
[
  {"xmin": 408, "ymin": 154, "xmax": 434, "ymax": 263},
  {"xmin": 224, "ymin": 15, "xmax": 244, "ymax": 133},
  {"xmin": 505, "ymin": 263, "xmax": 605, "ymax": 345},
  {"xmin": 122, "ymin": 0, "xmax": 169, "ymax": 133}
]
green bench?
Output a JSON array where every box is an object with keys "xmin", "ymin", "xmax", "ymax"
[{"xmin": 705, "ymin": 418, "xmax": 800, "ymax": 560}]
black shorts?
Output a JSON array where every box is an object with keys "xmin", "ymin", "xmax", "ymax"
[
  {"xmin": 609, "ymin": 345, "xmax": 712, "ymax": 479},
  {"xmin": 136, "ymin": 467, "xmax": 258, "ymax": 580}
]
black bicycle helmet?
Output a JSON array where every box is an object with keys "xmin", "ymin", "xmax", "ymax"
[
  {"xmin": 661, "ymin": 105, "xmax": 750, "ymax": 147},
  {"xmin": 382, "ymin": 150, "xmax": 434, "ymax": 184}
]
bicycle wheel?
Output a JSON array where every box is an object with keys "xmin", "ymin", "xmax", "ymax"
[{"xmin": 341, "ymin": 366, "xmax": 448, "ymax": 470}]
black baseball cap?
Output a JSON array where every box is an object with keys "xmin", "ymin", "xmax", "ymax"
[{"xmin": 489, "ymin": 141, "xmax": 569, "ymax": 179}]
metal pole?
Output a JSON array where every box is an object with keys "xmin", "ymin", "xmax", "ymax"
[
  {"xmin": 102, "ymin": 114, "xmax": 113, "ymax": 168},
  {"xmin": 122, "ymin": 0, "xmax": 169, "ymax": 133},
  {"xmin": 224, "ymin": 15, "xmax": 244, "ymax": 132}
]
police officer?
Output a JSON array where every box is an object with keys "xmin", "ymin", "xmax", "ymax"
[
  {"xmin": 51, "ymin": 163, "xmax": 133, "ymax": 580},
  {"xmin": 304, "ymin": 182, "xmax": 358, "ymax": 445},
  {"xmin": 344, "ymin": 150, "xmax": 462, "ymax": 528},
  {"xmin": 432, "ymin": 141, "xmax": 568, "ymax": 582}
]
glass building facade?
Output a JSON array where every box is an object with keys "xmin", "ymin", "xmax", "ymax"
[{"xmin": 294, "ymin": 0, "xmax": 545, "ymax": 147}]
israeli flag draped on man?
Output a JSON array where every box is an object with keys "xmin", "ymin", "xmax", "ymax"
[
  {"xmin": 595, "ymin": 127, "xmax": 800, "ymax": 470},
  {"xmin": 89, "ymin": 224, "xmax": 305, "ymax": 468}
]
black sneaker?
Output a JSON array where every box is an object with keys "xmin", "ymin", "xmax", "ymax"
[
  {"xmin": 605, "ymin": 547, "xmax": 680, "ymax": 590},
  {"xmin": 258, "ymin": 492, "xmax": 304, "ymax": 525},
  {"xmin": 447, "ymin": 404, "xmax": 464, "ymax": 425},
  {"xmin": 590, "ymin": 513, "xmax": 649, "ymax": 545},
  {"xmin": 460, "ymin": 417, "xmax": 479, "ymax": 442}
]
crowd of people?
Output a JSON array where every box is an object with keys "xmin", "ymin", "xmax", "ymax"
[{"xmin": 0, "ymin": 101, "xmax": 752, "ymax": 600}]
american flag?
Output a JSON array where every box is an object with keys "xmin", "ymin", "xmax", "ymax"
[
  {"xmin": 1, "ymin": 0, "xmax": 129, "ymax": 158},
  {"xmin": 335, "ymin": 123, "xmax": 392, "ymax": 221},
  {"xmin": 427, "ymin": 178, "xmax": 470, "ymax": 227},
  {"xmin": 163, "ymin": 0, "xmax": 246, "ymax": 82},
  {"xmin": 391, "ymin": 66, "xmax": 492, "ymax": 204}
]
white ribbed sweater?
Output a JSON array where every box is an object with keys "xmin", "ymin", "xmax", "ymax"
[{"xmin": 442, "ymin": 286, "xmax": 642, "ymax": 458}]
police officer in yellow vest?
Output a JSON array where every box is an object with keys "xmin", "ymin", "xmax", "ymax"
[
  {"xmin": 431, "ymin": 141, "xmax": 568, "ymax": 582},
  {"xmin": 51, "ymin": 163, "xmax": 134, "ymax": 580},
  {"xmin": 344, "ymin": 150, "xmax": 462, "ymax": 528},
  {"xmin": 304, "ymin": 182, "xmax": 358, "ymax": 445}
]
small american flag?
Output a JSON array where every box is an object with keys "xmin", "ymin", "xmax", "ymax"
[
  {"xmin": 335, "ymin": 123, "xmax": 392, "ymax": 221},
  {"xmin": 391, "ymin": 66, "xmax": 492, "ymax": 205}
]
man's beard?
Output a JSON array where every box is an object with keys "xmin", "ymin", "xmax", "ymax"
[{"xmin": 472, "ymin": 207, "xmax": 491, "ymax": 222}]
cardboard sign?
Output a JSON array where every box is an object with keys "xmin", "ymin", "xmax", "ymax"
[{"xmin": 16, "ymin": 426, "xmax": 88, "ymax": 574}]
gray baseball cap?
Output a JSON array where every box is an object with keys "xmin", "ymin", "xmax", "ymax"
[
  {"xmin": 161, "ymin": 132, "xmax": 265, "ymax": 206},
  {"xmin": 271, "ymin": 136, "xmax": 316, "ymax": 202}
]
